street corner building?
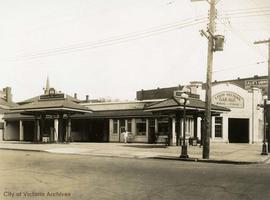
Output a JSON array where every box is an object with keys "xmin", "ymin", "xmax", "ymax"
[
  {"xmin": 0, "ymin": 87, "xmax": 17, "ymax": 141},
  {"xmin": 1, "ymin": 75, "xmax": 267, "ymax": 145}
]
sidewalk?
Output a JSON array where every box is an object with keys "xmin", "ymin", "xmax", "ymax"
[{"xmin": 0, "ymin": 141, "xmax": 269, "ymax": 164}]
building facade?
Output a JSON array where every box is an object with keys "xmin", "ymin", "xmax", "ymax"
[
  {"xmin": 3, "ymin": 80, "xmax": 228, "ymax": 145},
  {"xmin": 0, "ymin": 87, "xmax": 17, "ymax": 141},
  {"xmin": 137, "ymin": 75, "xmax": 266, "ymax": 144},
  {"xmin": 4, "ymin": 75, "xmax": 265, "ymax": 144},
  {"xmin": 199, "ymin": 82, "xmax": 263, "ymax": 144}
]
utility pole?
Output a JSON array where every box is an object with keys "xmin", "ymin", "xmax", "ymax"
[
  {"xmin": 254, "ymin": 38, "xmax": 270, "ymax": 151},
  {"xmin": 203, "ymin": 0, "xmax": 216, "ymax": 159},
  {"xmin": 192, "ymin": 0, "xmax": 223, "ymax": 159}
]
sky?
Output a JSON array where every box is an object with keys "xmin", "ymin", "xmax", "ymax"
[{"xmin": 0, "ymin": 0, "xmax": 269, "ymax": 101}]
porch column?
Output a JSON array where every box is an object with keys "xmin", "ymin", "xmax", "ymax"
[
  {"xmin": 172, "ymin": 118, "xmax": 176, "ymax": 145},
  {"xmin": 154, "ymin": 118, "xmax": 158, "ymax": 135},
  {"xmin": 58, "ymin": 116, "xmax": 64, "ymax": 142},
  {"xmin": 175, "ymin": 111, "xmax": 181, "ymax": 146},
  {"xmin": 146, "ymin": 118, "xmax": 149, "ymax": 142},
  {"xmin": 168, "ymin": 117, "xmax": 173, "ymax": 146},
  {"xmin": 19, "ymin": 120, "xmax": 24, "ymax": 141},
  {"xmin": 54, "ymin": 118, "xmax": 59, "ymax": 142},
  {"xmin": 211, "ymin": 116, "xmax": 215, "ymax": 139},
  {"xmin": 66, "ymin": 118, "xmax": 71, "ymax": 142},
  {"xmin": 197, "ymin": 117, "xmax": 201, "ymax": 140},
  {"xmin": 194, "ymin": 115, "xmax": 198, "ymax": 138},
  {"xmin": 40, "ymin": 114, "xmax": 46, "ymax": 141},
  {"xmin": 36, "ymin": 119, "xmax": 40, "ymax": 142}
]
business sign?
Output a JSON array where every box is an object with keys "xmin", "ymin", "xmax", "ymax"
[
  {"xmin": 212, "ymin": 91, "xmax": 244, "ymax": 108},
  {"xmin": 244, "ymin": 79, "xmax": 268, "ymax": 90}
]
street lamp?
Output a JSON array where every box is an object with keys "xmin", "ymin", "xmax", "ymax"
[
  {"xmin": 179, "ymin": 92, "xmax": 190, "ymax": 158},
  {"xmin": 258, "ymin": 95, "xmax": 268, "ymax": 155}
]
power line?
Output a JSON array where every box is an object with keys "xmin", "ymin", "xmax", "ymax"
[
  {"xmin": 6, "ymin": 5, "xmax": 270, "ymax": 61},
  {"xmin": 8, "ymin": 17, "xmax": 208, "ymax": 61},
  {"xmin": 216, "ymin": 16, "xmax": 268, "ymax": 59}
]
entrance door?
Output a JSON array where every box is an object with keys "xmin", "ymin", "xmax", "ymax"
[
  {"xmin": 89, "ymin": 119, "xmax": 109, "ymax": 142},
  {"xmin": 148, "ymin": 119, "xmax": 156, "ymax": 144},
  {"xmin": 119, "ymin": 120, "xmax": 125, "ymax": 142},
  {"xmin": 23, "ymin": 121, "xmax": 35, "ymax": 141},
  {"xmin": 228, "ymin": 118, "xmax": 249, "ymax": 143}
]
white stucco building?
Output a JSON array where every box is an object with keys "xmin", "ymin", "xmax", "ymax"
[{"xmin": 193, "ymin": 81, "xmax": 264, "ymax": 144}]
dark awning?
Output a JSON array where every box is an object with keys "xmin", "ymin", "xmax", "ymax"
[
  {"xmin": 145, "ymin": 97, "xmax": 230, "ymax": 113},
  {"xmin": 10, "ymin": 98, "xmax": 92, "ymax": 115}
]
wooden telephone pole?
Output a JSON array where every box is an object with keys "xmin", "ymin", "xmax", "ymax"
[
  {"xmin": 202, "ymin": 0, "xmax": 216, "ymax": 159},
  {"xmin": 254, "ymin": 39, "xmax": 270, "ymax": 151},
  {"xmin": 192, "ymin": 0, "xmax": 224, "ymax": 159}
]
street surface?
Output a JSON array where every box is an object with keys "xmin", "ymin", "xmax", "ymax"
[{"xmin": 1, "ymin": 150, "xmax": 270, "ymax": 200}]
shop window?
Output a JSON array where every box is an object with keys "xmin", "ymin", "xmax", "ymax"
[
  {"xmin": 149, "ymin": 119, "xmax": 155, "ymax": 127},
  {"xmin": 136, "ymin": 119, "xmax": 146, "ymax": 136},
  {"xmin": 0, "ymin": 122, "xmax": 4, "ymax": 129},
  {"xmin": 215, "ymin": 117, "xmax": 223, "ymax": 138},
  {"xmin": 185, "ymin": 118, "xmax": 193, "ymax": 137},
  {"xmin": 158, "ymin": 118, "xmax": 169, "ymax": 136},
  {"xmin": 186, "ymin": 119, "xmax": 190, "ymax": 134},
  {"xmin": 113, "ymin": 120, "xmax": 118, "ymax": 134},
  {"xmin": 127, "ymin": 119, "xmax": 132, "ymax": 132},
  {"xmin": 119, "ymin": 119, "xmax": 125, "ymax": 133}
]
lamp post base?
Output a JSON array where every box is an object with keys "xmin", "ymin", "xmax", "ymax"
[
  {"xmin": 180, "ymin": 145, "xmax": 189, "ymax": 158},
  {"xmin": 261, "ymin": 143, "xmax": 268, "ymax": 155}
]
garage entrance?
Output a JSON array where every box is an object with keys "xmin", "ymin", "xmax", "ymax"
[{"xmin": 228, "ymin": 118, "xmax": 249, "ymax": 143}]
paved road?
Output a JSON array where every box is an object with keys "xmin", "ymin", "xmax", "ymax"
[{"xmin": 1, "ymin": 150, "xmax": 270, "ymax": 200}]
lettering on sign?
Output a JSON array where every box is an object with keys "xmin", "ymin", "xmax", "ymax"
[
  {"xmin": 244, "ymin": 79, "xmax": 268, "ymax": 89},
  {"xmin": 212, "ymin": 91, "xmax": 244, "ymax": 108}
]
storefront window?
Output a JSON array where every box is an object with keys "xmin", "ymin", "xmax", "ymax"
[
  {"xmin": 0, "ymin": 122, "xmax": 4, "ymax": 129},
  {"xmin": 149, "ymin": 119, "xmax": 155, "ymax": 127},
  {"xmin": 113, "ymin": 119, "xmax": 118, "ymax": 134},
  {"xmin": 215, "ymin": 117, "xmax": 223, "ymax": 138},
  {"xmin": 158, "ymin": 118, "xmax": 169, "ymax": 136},
  {"xmin": 119, "ymin": 119, "xmax": 125, "ymax": 133},
  {"xmin": 127, "ymin": 119, "xmax": 132, "ymax": 132},
  {"xmin": 186, "ymin": 118, "xmax": 190, "ymax": 134},
  {"xmin": 136, "ymin": 119, "xmax": 146, "ymax": 136}
]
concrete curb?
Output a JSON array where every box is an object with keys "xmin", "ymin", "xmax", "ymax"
[
  {"xmin": 0, "ymin": 147, "xmax": 268, "ymax": 165},
  {"xmin": 153, "ymin": 156, "xmax": 265, "ymax": 165},
  {"xmin": 0, "ymin": 147, "xmax": 44, "ymax": 153}
]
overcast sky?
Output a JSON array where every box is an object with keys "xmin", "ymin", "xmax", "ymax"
[{"xmin": 0, "ymin": 0, "xmax": 269, "ymax": 101}]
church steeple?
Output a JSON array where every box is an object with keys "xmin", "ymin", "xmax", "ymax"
[{"xmin": 44, "ymin": 76, "xmax": 50, "ymax": 95}]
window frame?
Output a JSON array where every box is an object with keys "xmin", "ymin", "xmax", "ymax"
[{"xmin": 215, "ymin": 117, "xmax": 223, "ymax": 138}]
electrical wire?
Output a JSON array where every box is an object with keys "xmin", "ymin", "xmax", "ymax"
[
  {"xmin": 216, "ymin": 13, "xmax": 268, "ymax": 59},
  {"xmin": 8, "ymin": 17, "xmax": 208, "ymax": 61},
  {"xmin": 6, "ymin": 5, "xmax": 270, "ymax": 61}
]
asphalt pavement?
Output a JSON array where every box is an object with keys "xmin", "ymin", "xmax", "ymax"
[
  {"xmin": 1, "ymin": 150, "xmax": 270, "ymax": 200},
  {"xmin": 0, "ymin": 141, "xmax": 269, "ymax": 164}
]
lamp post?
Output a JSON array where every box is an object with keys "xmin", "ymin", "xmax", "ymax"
[
  {"xmin": 179, "ymin": 92, "xmax": 190, "ymax": 158},
  {"xmin": 258, "ymin": 95, "xmax": 268, "ymax": 155}
]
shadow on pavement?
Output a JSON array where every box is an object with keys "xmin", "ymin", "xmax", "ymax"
[{"xmin": 122, "ymin": 144, "xmax": 168, "ymax": 148}]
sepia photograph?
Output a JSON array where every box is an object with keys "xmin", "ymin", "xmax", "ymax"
[{"xmin": 0, "ymin": 0, "xmax": 270, "ymax": 199}]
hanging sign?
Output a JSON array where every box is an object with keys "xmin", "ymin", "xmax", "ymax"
[{"xmin": 212, "ymin": 91, "xmax": 244, "ymax": 108}]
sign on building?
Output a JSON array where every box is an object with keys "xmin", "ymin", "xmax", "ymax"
[
  {"xmin": 212, "ymin": 91, "xmax": 244, "ymax": 108},
  {"xmin": 244, "ymin": 79, "xmax": 268, "ymax": 90}
]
